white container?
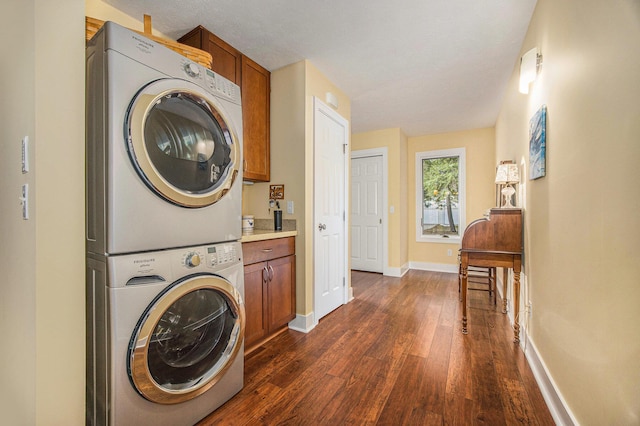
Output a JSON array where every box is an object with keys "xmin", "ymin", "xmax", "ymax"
[{"xmin": 242, "ymin": 215, "xmax": 254, "ymax": 232}]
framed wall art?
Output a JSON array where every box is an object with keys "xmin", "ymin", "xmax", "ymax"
[
  {"xmin": 529, "ymin": 105, "xmax": 547, "ymax": 180},
  {"xmin": 269, "ymin": 184, "xmax": 284, "ymax": 200}
]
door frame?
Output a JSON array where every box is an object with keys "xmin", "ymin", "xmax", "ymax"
[
  {"xmin": 312, "ymin": 97, "xmax": 350, "ymax": 321},
  {"xmin": 351, "ymin": 148, "xmax": 388, "ymax": 275}
]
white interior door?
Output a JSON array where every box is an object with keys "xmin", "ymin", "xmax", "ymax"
[
  {"xmin": 351, "ymin": 155, "xmax": 383, "ymax": 273},
  {"xmin": 314, "ymin": 97, "xmax": 348, "ymax": 321}
]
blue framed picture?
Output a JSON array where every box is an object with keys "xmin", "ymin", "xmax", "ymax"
[{"xmin": 529, "ymin": 105, "xmax": 547, "ymax": 180}]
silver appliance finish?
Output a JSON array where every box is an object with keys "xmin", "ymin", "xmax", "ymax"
[
  {"xmin": 86, "ymin": 241, "xmax": 245, "ymax": 426},
  {"xmin": 86, "ymin": 21, "xmax": 243, "ymax": 255}
]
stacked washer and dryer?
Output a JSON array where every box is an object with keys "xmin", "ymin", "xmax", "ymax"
[{"xmin": 86, "ymin": 22, "xmax": 245, "ymax": 425}]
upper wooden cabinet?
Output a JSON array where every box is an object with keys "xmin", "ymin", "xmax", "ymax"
[
  {"xmin": 240, "ymin": 55, "xmax": 270, "ymax": 181},
  {"xmin": 179, "ymin": 26, "xmax": 271, "ymax": 182}
]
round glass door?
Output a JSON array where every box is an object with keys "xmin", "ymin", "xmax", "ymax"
[
  {"xmin": 126, "ymin": 79, "xmax": 240, "ymax": 208},
  {"xmin": 128, "ymin": 275, "xmax": 245, "ymax": 404}
]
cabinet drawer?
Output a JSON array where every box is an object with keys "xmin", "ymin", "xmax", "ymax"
[{"xmin": 243, "ymin": 237, "xmax": 294, "ymax": 264}]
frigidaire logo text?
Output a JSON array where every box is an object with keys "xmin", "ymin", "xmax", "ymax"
[
  {"xmin": 132, "ymin": 35, "xmax": 153, "ymax": 49},
  {"xmin": 134, "ymin": 259, "xmax": 155, "ymax": 264}
]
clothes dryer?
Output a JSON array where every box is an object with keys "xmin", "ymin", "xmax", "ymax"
[
  {"xmin": 86, "ymin": 21, "xmax": 243, "ymax": 255},
  {"xmin": 86, "ymin": 241, "xmax": 245, "ymax": 425}
]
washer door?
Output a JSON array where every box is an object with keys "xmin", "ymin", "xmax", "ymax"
[
  {"xmin": 126, "ymin": 79, "xmax": 240, "ymax": 208},
  {"xmin": 128, "ymin": 274, "xmax": 245, "ymax": 404}
]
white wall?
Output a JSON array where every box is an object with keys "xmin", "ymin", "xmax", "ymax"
[{"xmin": 0, "ymin": 0, "xmax": 86, "ymax": 424}]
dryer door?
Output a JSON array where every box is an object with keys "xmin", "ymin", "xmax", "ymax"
[
  {"xmin": 128, "ymin": 274, "xmax": 245, "ymax": 404},
  {"xmin": 126, "ymin": 79, "xmax": 240, "ymax": 208}
]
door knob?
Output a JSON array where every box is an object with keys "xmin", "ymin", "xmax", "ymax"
[{"xmin": 318, "ymin": 223, "xmax": 326, "ymax": 231}]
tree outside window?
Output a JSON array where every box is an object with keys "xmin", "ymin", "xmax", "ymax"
[{"xmin": 416, "ymin": 148, "xmax": 465, "ymax": 242}]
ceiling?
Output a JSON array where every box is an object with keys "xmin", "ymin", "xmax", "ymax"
[{"xmin": 104, "ymin": 0, "xmax": 537, "ymax": 137}]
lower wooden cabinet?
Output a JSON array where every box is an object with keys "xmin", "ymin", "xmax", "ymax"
[{"xmin": 242, "ymin": 237, "xmax": 295, "ymax": 351}]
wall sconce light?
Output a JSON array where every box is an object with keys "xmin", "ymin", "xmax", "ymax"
[
  {"xmin": 495, "ymin": 163, "xmax": 520, "ymax": 208},
  {"xmin": 519, "ymin": 47, "xmax": 543, "ymax": 94}
]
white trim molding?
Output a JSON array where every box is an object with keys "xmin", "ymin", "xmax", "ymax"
[
  {"xmin": 288, "ymin": 312, "xmax": 316, "ymax": 334},
  {"xmin": 409, "ymin": 261, "xmax": 459, "ymax": 274},
  {"xmin": 384, "ymin": 263, "xmax": 410, "ymax": 277},
  {"xmin": 524, "ymin": 337, "xmax": 578, "ymax": 426}
]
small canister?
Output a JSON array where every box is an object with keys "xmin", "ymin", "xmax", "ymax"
[
  {"xmin": 274, "ymin": 210, "xmax": 283, "ymax": 231},
  {"xmin": 242, "ymin": 215, "xmax": 254, "ymax": 233}
]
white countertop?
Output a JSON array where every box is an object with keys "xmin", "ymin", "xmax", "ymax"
[{"xmin": 240, "ymin": 229, "xmax": 298, "ymax": 243}]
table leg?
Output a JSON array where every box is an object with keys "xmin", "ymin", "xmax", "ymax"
[
  {"xmin": 461, "ymin": 263, "xmax": 468, "ymax": 334},
  {"xmin": 502, "ymin": 268, "xmax": 508, "ymax": 314},
  {"xmin": 513, "ymin": 267, "xmax": 521, "ymax": 344}
]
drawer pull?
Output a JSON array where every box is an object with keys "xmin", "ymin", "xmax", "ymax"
[{"xmin": 261, "ymin": 248, "xmax": 273, "ymax": 253}]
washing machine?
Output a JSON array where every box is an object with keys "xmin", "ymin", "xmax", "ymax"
[
  {"xmin": 86, "ymin": 241, "xmax": 245, "ymax": 426},
  {"xmin": 86, "ymin": 21, "xmax": 243, "ymax": 255}
]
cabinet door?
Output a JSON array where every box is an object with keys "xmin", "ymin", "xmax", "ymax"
[
  {"xmin": 243, "ymin": 261, "xmax": 268, "ymax": 348},
  {"xmin": 241, "ymin": 55, "xmax": 271, "ymax": 182},
  {"xmin": 267, "ymin": 255, "xmax": 296, "ymax": 331},
  {"xmin": 205, "ymin": 32, "xmax": 241, "ymax": 84}
]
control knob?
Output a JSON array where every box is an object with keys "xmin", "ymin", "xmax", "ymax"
[
  {"xmin": 185, "ymin": 252, "xmax": 201, "ymax": 268},
  {"xmin": 184, "ymin": 63, "xmax": 200, "ymax": 78}
]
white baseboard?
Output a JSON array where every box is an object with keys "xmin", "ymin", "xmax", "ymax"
[
  {"xmin": 496, "ymin": 275, "xmax": 576, "ymax": 426},
  {"xmin": 524, "ymin": 336, "xmax": 578, "ymax": 426},
  {"xmin": 408, "ymin": 261, "xmax": 458, "ymax": 274},
  {"xmin": 384, "ymin": 263, "xmax": 409, "ymax": 277},
  {"xmin": 288, "ymin": 312, "xmax": 316, "ymax": 333}
]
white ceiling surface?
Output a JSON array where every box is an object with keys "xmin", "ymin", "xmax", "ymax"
[{"xmin": 105, "ymin": 0, "xmax": 537, "ymax": 137}]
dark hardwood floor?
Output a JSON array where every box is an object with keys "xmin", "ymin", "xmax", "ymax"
[{"xmin": 198, "ymin": 269, "xmax": 554, "ymax": 425}]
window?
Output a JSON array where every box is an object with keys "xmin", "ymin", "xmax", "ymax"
[{"xmin": 415, "ymin": 148, "xmax": 466, "ymax": 242}]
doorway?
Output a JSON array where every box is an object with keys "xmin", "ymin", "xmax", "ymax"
[
  {"xmin": 351, "ymin": 148, "xmax": 388, "ymax": 274},
  {"xmin": 351, "ymin": 155, "xmax": 383, "ymax": 273}
]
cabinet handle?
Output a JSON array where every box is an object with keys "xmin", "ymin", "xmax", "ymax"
[
  {"xmin": 268, "ymin": 265, "xmax": 274, "ymax": 281},
  {"xmin": 261, "ymin": 248, "xmax": 273, "ymax": 253},
  {"xmin": 262, "ymin": 266, "xmax": 268, "ymax": 283}
]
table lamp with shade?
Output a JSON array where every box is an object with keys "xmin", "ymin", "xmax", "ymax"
[{"xmin": 495, "ymin": 163, "xmax": 520, "ymax": 208}]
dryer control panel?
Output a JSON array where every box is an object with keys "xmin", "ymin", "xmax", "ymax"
[
  {"xmin": 206, "ymin": 244, "xmax": 238, "ymax": 267},
  {"xmin": 180, "ymin": 243, "xmax": 239, "ymax": 269}
]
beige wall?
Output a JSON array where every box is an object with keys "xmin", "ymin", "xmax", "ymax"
[
  {"xmin": 243, "ymin": 61, "xmax": 307, "ymax": 313},
  {"xmin": 408, "ymin": 128, "xmax": 496, "ymax": 268},
  {"xmin": 1, "ymin": 0, "xmax": 86, "ymax": 424},
  {"xmin": 244, "ymin": 60, "xmax": 351, "ymax": 316},
  {"xmin": 496, "ymin": 0, "xmax": 640, "ymax": 423},
  {"xmin": 352, "ymin": 128, "xmax": 409, "ymax": 272},
  {"xmin": 86, "ymin": 0, "xmax": 167, "ymax": 36}
]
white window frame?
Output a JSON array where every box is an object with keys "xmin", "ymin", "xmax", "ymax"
[{"xmin": 415, "ymin": 148, "xmax": 466, "ymax": 243}]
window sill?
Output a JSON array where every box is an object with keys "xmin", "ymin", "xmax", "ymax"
[{"xmin": 417, "ymin": 235, "xmax": 461, "ymax": 244}]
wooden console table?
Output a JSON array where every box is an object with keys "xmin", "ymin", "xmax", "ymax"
[{"xmin": 460, "ymin": 208, "xmax": 523, "ymax": 343}]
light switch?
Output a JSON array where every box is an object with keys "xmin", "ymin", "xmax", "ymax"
[
  {"xmin": 22, "ymin": 136, "xmax": 29, "ymax": 173},
  {"xmin": 287, "ymin": 200, "xmax": 294, "ymax": 214},
  {"xmin": 21, "ymin": 184, "xmax": 29, "ymax": 220}
]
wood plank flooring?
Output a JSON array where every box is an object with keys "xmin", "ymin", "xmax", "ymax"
[{"xmin": 198, "ymin": 269, "xmax": 554, "ymax": 425}]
